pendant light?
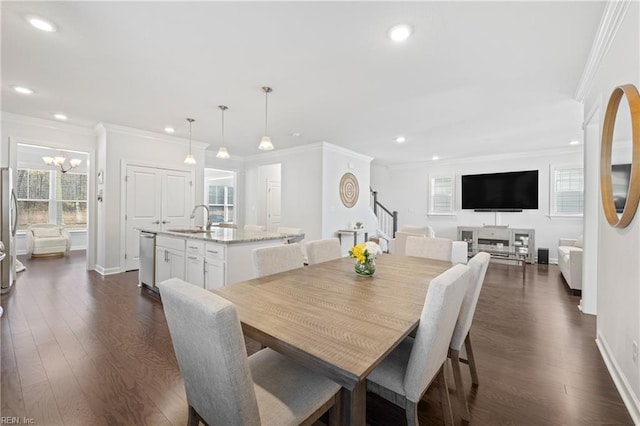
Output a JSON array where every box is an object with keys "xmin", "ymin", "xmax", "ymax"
[
  {"xmin": 216, "ymin": 105, "xmax": 230, "ymax": 159},
  {"xmin": 258, "ymin": 86, "xmax": 274, "ymax": 151},
  {"xmin": 184, "ymin": 118, "xmax": 196, "ymax": 164}
]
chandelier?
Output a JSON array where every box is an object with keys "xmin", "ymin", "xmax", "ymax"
[{"xmin": 42, "ymin": 153, "xmax": 81, "ymax": 173}]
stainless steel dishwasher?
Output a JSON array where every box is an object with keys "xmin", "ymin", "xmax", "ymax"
[{"xmin": 139, "ymin": 231, "xmax": 156, "ymax": 288}]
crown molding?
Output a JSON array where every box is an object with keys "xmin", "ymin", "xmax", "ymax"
[
  {"xmin": 96, "ymin": 122, "xmax": 209, "ymax": 149},
  {"xmin": 322, "ymin": 141, "xmax": 374, "ymax": 162},
  {"xmin": 574, "ymin": 0, "xmax": 632, "ymax": 102},
  {"xmin": 243, "ymin": 141, "xmax": 372, "ymax": 163},
  {"xmin": 1, "ymin": 111, "xmax": 95, "ymax": 136},
  {"xmin": 381, "ymin": 146, "xmax": 584, "ymax": 170}
]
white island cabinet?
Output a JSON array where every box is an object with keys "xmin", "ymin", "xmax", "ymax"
[{"xmin": 141, "ymin": 227, "xmax": 305, "ymax": 291}]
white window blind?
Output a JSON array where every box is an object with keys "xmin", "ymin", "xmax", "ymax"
[
  {"xmin": 553, "ymin": 166, "xmax": 584, "ymax": 215},
  {"xmin": 429, "ymin": 175, "xmax": 454, "ymax": 214}
]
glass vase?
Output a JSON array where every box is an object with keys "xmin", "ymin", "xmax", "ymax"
[{"xmin": 354, "ymin": 258, "xmax": 376, "ymax": 277}]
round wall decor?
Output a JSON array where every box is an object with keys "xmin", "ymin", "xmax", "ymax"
[{"xmin": 340, "ymin": 172, "xmax": 359, "ymax": 208}]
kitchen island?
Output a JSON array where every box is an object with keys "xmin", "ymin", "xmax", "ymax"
[{"xmin": 137, "ymin": 226, "xmax": 304, "ymax": 291}]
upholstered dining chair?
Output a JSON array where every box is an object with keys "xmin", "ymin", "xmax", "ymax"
[
  {"xmin": 449, "ymin": 251, "xmax": 491, "ymax": 422},
  {"xmin": 366, "ymin": 264, "xmax": 473, "ymax": 426},
  {"xmin": 253, "ymin": 243, "xmax": 305, "ymax": 277},
  {"xmin": 405, "ymin": 236, "xmax": 469, "ymax": 265},
  {"xmin": 244, "ymin": 224, "xmax": 266, "ymax": 232},
  {"xmin": 158, "ymin": 278, "xmax": 341, "ymax": 426},
  {"xmin": 305, "ymin": 238, "xmax": 342, "ymax": 265}
]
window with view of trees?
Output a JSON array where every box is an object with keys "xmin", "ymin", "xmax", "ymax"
[
  {"xmin": 16, "ymin": 168, "xmax": 88, "ymax": 230},
  {"xmin": 204, "ymin": 168, "xmax": 236, "ymax": 224}
]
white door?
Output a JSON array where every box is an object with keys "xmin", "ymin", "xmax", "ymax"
[
  {"xmin": 162, "ymin": 170, "xmax": 193, "ymax": 228},
  {"xmin": 266, "ymin": 179, "xmax": 281, "ymax": 232},
  {"xmin": 125, "ymin": 166, "xmax": 162, "ymax": 271},
  {"xmin": 125, "ymin": 165, "xmax": 194, "ymax": 271}
]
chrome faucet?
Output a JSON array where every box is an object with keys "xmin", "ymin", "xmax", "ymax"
[{"xmin": 190, "ymin": 204, "xmax": 212, "ymax": 231}]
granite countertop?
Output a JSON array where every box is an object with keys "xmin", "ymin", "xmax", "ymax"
[{"xmin": 137, "ymin": 226, "xmax": 304, "ymax": 245}]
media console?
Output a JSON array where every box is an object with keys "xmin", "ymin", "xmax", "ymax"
[{"xmin": 457, "ymin": 226, "xmax": 535, "ymax": 264}]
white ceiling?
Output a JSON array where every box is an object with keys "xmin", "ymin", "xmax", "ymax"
[{"xmin": 1, "ymin": 1, "xmax": 605, "ymax": 165}]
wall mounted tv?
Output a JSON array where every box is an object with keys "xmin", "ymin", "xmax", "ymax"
[{"xmin": 461, "ymin": 170, "xmax": 539, "ymax": 212}]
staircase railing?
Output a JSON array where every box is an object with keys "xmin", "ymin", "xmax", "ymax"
[{"xmin": 370, "ymin": 187, "xmax": 398, "ymax": 238}]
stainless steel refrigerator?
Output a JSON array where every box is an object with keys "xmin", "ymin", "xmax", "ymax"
[{"xmin": 1, "ymin": 167, "xmax": 18, "ymax": 293}]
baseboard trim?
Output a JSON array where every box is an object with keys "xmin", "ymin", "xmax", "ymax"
[
  {"xmin": 94, "ymin": 265, "xmax": 121, "ymax": 276},
  {"xmin": 596, "ymin": 333, "xmax": 640, "ymax": 424}
]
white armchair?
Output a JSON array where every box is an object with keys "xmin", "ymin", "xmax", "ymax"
[{"xmin": 26, "ymin": 224, "xmax": 71, "ymax": 257}]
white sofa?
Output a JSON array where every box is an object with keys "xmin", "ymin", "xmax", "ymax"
[
  {"xmin": 26, "ymin": 224, "xmax": 71, "ymax": 257},
  {"xmin": 557, "ymin": 237, "xmax": 583, "ymax": 291}
]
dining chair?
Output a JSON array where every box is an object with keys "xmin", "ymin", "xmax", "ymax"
[
  {"xmin": 449, "ymin": 251, "xmax": 491, "ymax": 422},
  {"xmin": 253, "ymin": 243, "xmax": 305, "ymax": 277},
  {"xmin": 158, "ymin": 278, "xmax": 341, "ymax": 426},
  {"xmin": 244, "ymin": 224, "xmax": 266, "ymax": 232},
  {"xmin": 405, "ymin": 236, "xmax": 468, "ymax": 265},
  {"xmin": 366, "ymin": 264, "xmax": 473, "ymax": 426},
  {"xmin": 305, "ymin": 238, "xmax": 342, "ymax": 265}
]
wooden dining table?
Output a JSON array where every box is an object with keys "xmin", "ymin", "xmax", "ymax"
[{"xmin": 213, "ymin": 254, "xmax": 452, "ymax": 426}]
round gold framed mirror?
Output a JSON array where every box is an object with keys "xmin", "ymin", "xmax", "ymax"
[{"xmin": 600, "ymin": 84, "xmax": 640, "ymax": 228}]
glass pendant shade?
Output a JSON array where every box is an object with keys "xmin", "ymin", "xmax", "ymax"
[
  {"xmin": 259, "ymin": 136, "xmax": 274, "ymax": 151},
  {"xmin": 184, "ymin": 154, "xmax": 196, "ymax": 165},
  {"xmin": 42, "ymin": 153, "xmax": 81, "ymax": 173},
  {"xmin": 184, "ymin": 118, "xmax": 196, "ymax": 165},
  {"xmin": 216, "ymin": 147, "xmax": 230, "ymax": 159}
]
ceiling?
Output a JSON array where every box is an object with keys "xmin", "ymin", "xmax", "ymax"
[{"xmin": 1, "ymin": 1, "xmax": 605, "ymax": 166}]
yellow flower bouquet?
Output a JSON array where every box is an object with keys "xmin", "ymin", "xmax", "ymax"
[{"xmin": 349, "ymin": 241, "xmax": 381, "ymax": 277}]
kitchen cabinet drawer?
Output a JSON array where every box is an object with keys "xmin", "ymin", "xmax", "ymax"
[
  {"xmin": 205, "ymin": 244, "xmax": 225, "ymax": 261},
  {"xmin": 157, "ymin": 235, "xmax": 186, "ymax": 252},
  {"xmin": 186, "ymin": 240, "xmax": 205, "ymax": 256}
]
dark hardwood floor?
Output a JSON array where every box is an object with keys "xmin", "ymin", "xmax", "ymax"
[{"xmin": 0, "ymin": 251, "xmax": 633, "ymax": 425}]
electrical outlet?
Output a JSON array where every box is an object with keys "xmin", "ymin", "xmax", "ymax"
[{"xmin": 633, "ymin": 341, "xmax": 638, "ymax": 364}]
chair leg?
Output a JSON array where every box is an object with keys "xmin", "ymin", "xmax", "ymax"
[
  {"xmin": 405, "ymin": 400, "xmax": 419, "ymax": 426},
  {"xmin": 437, "ymin": 365, "xmax": 454, "ymax": 426},
  {"xmin": 450, "ymin": 349, "xmax": 470, "ymax": 422},
  {"xmin": 464, "ymin": 333, "xmax": 479, "ymax": 386},
  {"xmin": 187, "ymin": 405, "xmax": 200, "ymax": 426}
]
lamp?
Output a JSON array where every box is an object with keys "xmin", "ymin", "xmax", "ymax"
[
  {"xmin": 216, "ymin": 105, "xmax": 230, "ymax": 159},
  {"xmin": 42, "ymin": 152, "xmax": 81, "ymax": 173},
  {"xmin": 184, "ymin": 118, "xmax": 196, "ymax": 165},
  {"xmin": 259, "ymin": 86, "xmax": 274, "ymax": 151}
]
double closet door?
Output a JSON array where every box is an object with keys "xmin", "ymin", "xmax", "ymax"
[{"xmin": 125, "ymin": 164, "xmax": 194, "ymax": 271}]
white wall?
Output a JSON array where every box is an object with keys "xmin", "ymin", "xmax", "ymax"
[
  {"xmin": 583, "ymin": 2, "xmax": 640, "ymax": 421},
  {"xmin": 244, "ymin": 144, "xmax": 323, "ymax": 240},
  {"xmin": 371, "ymin": 149, "xmax": 584, "ymax": 262}
]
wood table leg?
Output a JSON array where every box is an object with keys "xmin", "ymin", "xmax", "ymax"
[{"xmin": 341, "ymin": 381, "xmax": 366, "ymax": 426}]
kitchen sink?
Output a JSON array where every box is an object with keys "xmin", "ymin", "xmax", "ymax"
[{"xmin": 167, "ymin": 228, "xmax": 209, "ymax": 234}]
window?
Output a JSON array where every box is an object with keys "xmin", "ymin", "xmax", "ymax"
[
  {"xmin": 551, "ymin": 165, "xmax": 584, "ymax": 216},
  {"xmin": 204, "ymin": 169, "xmax": 236, "ymax": 223},
  {"xmin": 429, "ymin": 174, "xmax": 455, "ymax": 214},
  {"xmin": 16, "ymin": 168, "xmax": 88, "ymax": 230}
]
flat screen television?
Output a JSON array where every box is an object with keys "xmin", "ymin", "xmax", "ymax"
[
  {"xmin": 612, "ymin": 163, "xmax": 631, "ymax": 213},
  {"xmin": 461, "ymin": 170, "xmax": 539, "ymax": 211}
]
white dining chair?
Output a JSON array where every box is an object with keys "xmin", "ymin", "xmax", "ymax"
[
  {"xmin": 159, "ymin": 278, "xmax": 341, "ymax": 426},
  {"xmin": 253, "ymin": 243, "xmax": 305, "ymax": 277},
  {"xmin": 405, "ymin": 235, "xmax": 468, "ymax": 265},
  {"xmin": 449, "ymin": 251, "xmax": 491, "ymax": 421},
  {"xmin": 366, "ymin": 264, "xmax": 473, "ymax": 426},
  {"xmin": 305, "ymin": 238, "xmax": 342, "ymax": 265},
  {"xmin": 244, "ymin": 224, "xmax": 266, "ymax": 232}
]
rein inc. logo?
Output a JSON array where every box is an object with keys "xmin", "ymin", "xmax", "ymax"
[{"xmin": 0, "ymin": 418, "xmax": 35, "ymax": 425}]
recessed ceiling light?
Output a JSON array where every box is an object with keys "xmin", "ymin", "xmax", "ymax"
[
  {"xmin": 388, "ymin": 24, "xmax": 412, "ymax": 42},
  {"xmin": 13, "ymin": 86, "xmax": 34, "ymax": 95},
  {"xmin": 432, "ymin": 156, "xmax": 439, "ymax": 161},
  {"xmin": 26, "ymin": 15, "xmax": 57, "ymax": 32},
  {"xmin": 292, "ymin": 132, "xmax": 301, "ymax": 137},
  {"xmin": 395, "ymin": 136, "xmax": 406, "ymax": 143},
  {"xmin": 53, "ymin": 113, "xmax": 67, "ymax": 121},
  {"xmin": 569, "ymin": 140, "xmax": 580, "ymax": 145},
  {"xmin": 164, "ymin": 127, "xmax": 175, "ymax": 134}
]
